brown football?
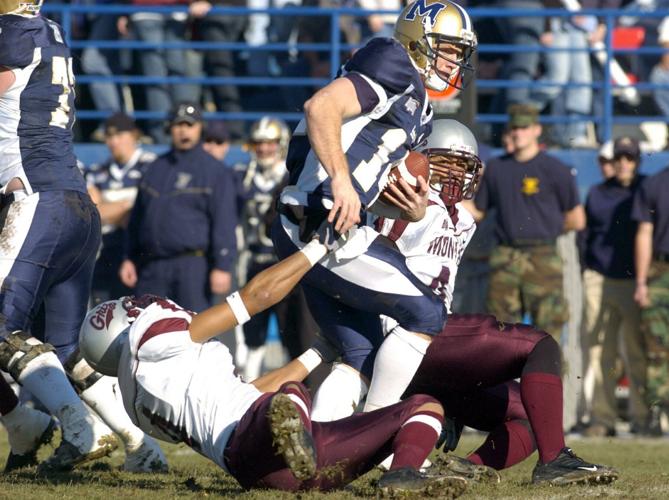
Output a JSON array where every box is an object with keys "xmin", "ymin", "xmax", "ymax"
[{"xmin": 380, "ymin": 151, "xmax": 430, "ymax": 202}]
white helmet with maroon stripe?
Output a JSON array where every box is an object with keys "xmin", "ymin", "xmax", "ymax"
[{"xmin": 79, "ymin": 299, "xmax": 132, "ymax": 376}]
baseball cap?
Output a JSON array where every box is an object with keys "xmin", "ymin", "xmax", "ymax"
[
  {"xmin": 204, "ymin": 121, "xmax": 230, "ymax": 144},
  {"xmin": 507, "ymin": 103, "xmax": 540, "ymax": 128},
  {"xmin": 168, "ymin": 102, "xmax": 203, "ymax": 125},
  {"xmin": 598, "ymin": 141, "xmax": 614, "ymax": 162},
  {"xmin": 613, "ymin": 136, "xmax": 640, "ymax": 159},
  {"xmin": 104, "ymin": 112, "xmax": 137, "ymax": 135}
]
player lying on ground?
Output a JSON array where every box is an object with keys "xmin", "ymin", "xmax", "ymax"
[
  {"xmin": 78, "ymin": 239, "xmax": 468, "ymax": 497},
  {"xmin": 310, "ymin": 119, "xmax": 619, "ymax": 487}
]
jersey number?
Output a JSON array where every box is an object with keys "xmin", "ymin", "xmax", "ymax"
[{"xmin": 49, "ymin": 56, "xmax": 75, "ymax": 129}]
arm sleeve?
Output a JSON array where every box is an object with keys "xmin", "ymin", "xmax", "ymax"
[
  {"xmin": 474, "ymin": 163, "xmax": 493, "ymax": 211},
  {"xmin": 556, "ymin": 164, "xmax": 581, "ymax": 212},
  {"xmin": 631, "ymin": 178, "xmax": 655, "ymax": 223},
  {"xmin": 210, "ymin": 168, "xmax": 238, "ymax": 272},
  {"xmin": 0, "ymin": 25, "xmax": 36, "ymax": 69},
  {"xmin": 124, "ymin": 186, "xmax": 144, "ymax": 262}
]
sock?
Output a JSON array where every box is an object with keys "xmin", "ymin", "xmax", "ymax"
[
  {"xmin": 17, "ymin": 350, "xmax": 85, "ymax": 417},
  {"xmin": 391, "ymin": 411, "xmax": 442, "ymax": 470},
  {"xmin": 0, "ymin": 403, "xmax": 53, "ymax": 455},
  {"xmin": 243, "ymin": 345, "xmax": 266, "ymax": 381},
  {"xmin": 0, "ymin": 375, "xmax": 19, "ymax": 415},
  {"xmin": 311, "ymin": 363, "xmax": 368, "ymax": 422},
  {"xmin": 279, "ymin": 382, "xmax": 312, "ymax": 433},
  {"xmin": 81, "ymin": 376, "xmax": 145, "ymax": 451},
  {"xmin": 520, "ymin": 372, "xmax": 565, "ymax": 463},
  {"xmin": 363, "ymin": 328, "xmax": 430, "ymax": 412},
  {"xmin": 468, "ymin": 420, "xmax": 536, "ymax": 470}
]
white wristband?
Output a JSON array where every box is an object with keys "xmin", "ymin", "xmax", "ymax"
[
  {"xmin": 300, "ymin": 240, "xmax": 327, "ymax": 266},
  {"xmin": 226, "ymin": 291, "xmax": 251, "ymax": 326},
  {"xmin": 297, "ymin": 348, "xmax": 322, "ymax": 373}
]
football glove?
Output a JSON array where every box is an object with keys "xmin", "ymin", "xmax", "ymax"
[{"xmin": 436, "ymin": 417, "xmax": 464, "ymax": 453}]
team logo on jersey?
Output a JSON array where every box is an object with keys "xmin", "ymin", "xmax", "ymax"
[
  {"xmin": 521, "ymin": 177, "xmax": 540, "ymax": 195},
  {"xmin": 404, "ymin": 97, "xmax": 420, "ymax": 115},
  {"xmin": 175, "ymin": 172, "xmax": 192, "ymax": 189},
  {"xmin": 404, "ymin": 0, "xmax": 447, "ymax": 25}
]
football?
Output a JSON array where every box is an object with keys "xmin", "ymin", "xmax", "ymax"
[{"xmin": 380, "ymin": 151, "xmax": 430, "ymax": 202}]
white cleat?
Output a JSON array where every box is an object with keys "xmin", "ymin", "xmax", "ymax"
[
  {"xmin": 123, "ymin": 436, "xmax": 168, "ymax": 473},
  {"xmin": 38, "ymin": 405, "xmax": 118, "ymax": 473}
]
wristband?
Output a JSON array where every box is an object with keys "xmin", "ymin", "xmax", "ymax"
[
  {"xmin": 300, "ymin": 240, "xmax": 327, "ymax": 266},
  {"xmin": 226, "ymin": 291, "xmax": 251, "ymax": 326},
  {"xmin": 297, "ymin": 348, "xmax": 322, "ymax": 373}
]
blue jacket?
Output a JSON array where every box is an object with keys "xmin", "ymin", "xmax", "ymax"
[{"xmin": 126, "ymin": 143, "xmax": 237, "ymax": 272}]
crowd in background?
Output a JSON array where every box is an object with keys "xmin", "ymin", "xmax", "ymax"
[{"xmin": 42, "ymin": 1, "xmax": 669, "ymax": 149}]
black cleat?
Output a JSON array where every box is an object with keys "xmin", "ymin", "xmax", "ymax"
[
  {"xmin": 378, "ymin": 467, "xmax": 467, "ymax": 498},
  {"xmin": 436, "ymin": 454, "xmax": 501, "ymax": 483},
  {"xmin": 268, "ymin": 393, "xmax": 317, "ymax": 481},
  {"xmin": 5, "ymin": 418, "xmax": 57, "ymax": 472},
  {"xmin": 532, "ymin": 447, "xmax": 619, "ymax": 486}
]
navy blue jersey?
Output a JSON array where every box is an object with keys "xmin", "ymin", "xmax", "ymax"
[
  {"xmin": 632, "ymin": 166, "xmax": 669, "ymax": 254},
  {"xmin": 474, "ymin": 152, "xmax": 580, "ymax": 244},
  {"xmin": 584, "ymin": 176, "xmax": 644, "ymax": 279},
  {"xmin": 0, "ymin": 15, "xmax": 85, "ymax": 194},
  {"xmin": 284, "ymin": 37, "xmax": 432, "ymax": 211}
]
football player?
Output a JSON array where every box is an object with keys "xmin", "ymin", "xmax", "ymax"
[
  {"xmin": 0, "ymin": 0, "xmax": 164, "ymax": 472},
  {"xmin": 272, "ymin": 0, "xmax": 478, "ymax": 416},
  {"xmin": 312, "ymin": 120, "xmax": 619, "ymax": 486},
  {"xmin": 79, "ymin": 239, "xmax": 468, "ymax": 497}
]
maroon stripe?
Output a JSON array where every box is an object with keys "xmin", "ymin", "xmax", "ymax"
[
  {"xmin": 388, "ymin": 220, "xmax": 409, "ymax": 242},
  {"xmin": 138, "ymin": 318, "xmax": 190, "ymax": 349}
]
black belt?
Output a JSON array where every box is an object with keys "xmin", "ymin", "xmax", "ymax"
[
  {"xmin": 502, "ymin": 239, "xmax": 556, "ymax": 249},
  {"xmin": 654, "ymin": 252, "xmax": 669, "ymax": 263}
]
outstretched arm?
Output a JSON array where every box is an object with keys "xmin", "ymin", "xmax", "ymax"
[{"xmin": 188, "ymin": 240, "xmax": 327, "ymax": 343}]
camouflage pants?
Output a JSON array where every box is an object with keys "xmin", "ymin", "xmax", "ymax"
[
  {"xmin": 487, "ymin": 244, "xmax": 569, "ymax": 340},
  {"xmin": 641, "ymin": 261, "xmax": 669, "ymax": 409}
]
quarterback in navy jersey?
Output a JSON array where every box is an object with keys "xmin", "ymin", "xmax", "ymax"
[
  {"xmin": 273, "ymin": 0, "xmax": 478, "ymax": 413},
  {"xmin": 0, "ymin": 1, "xmax": 164, "ymax": 474}
]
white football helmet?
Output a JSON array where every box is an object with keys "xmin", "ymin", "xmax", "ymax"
[
  {"xmin": 79, "ymin": 299, "xmax": 132, "ymax": 376},
  {"xmin": 248, "ymin": 116, "xmax": 290, "ymax": 169},
  {"xmin": 0, "ymin": 0, "xmax": 42, "ymax": 15},
  {"xmin": 394, "ymin": 0, "xmax": 477, "ymax": 91},
  {"xmin": 420, "ymin": 119, "xmax": 482, "ymax": 204}
]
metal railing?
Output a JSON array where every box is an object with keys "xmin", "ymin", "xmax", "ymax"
[{"xmin": 41, "ymin": 4, "xmax": 669, "ymax": 142}]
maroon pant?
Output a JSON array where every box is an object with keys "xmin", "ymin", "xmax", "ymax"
[
  {"xmin": 407, "ymin": 314, "xmax": 548, "ymax": 429},
  {"xmin": 224, "ymin": 388, "xmax": 439, "ymax": 492}
]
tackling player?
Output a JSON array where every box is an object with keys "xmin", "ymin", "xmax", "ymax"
[
  {"xmin": 0, "ymin": 0, "xmax": 164, "ymax": 473},
  {"xmin": 312, "ymin": 119, "xmax": 619, "ymax": 486},
  {"xmin": 272, "ymin": 0, "xmax": 478, "ymax": 414},
  {"xmin": 78, "ymin": 238, "xmax": 468, "ymax": 497}
]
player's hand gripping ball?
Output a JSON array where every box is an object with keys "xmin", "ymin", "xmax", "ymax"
[{"xmin": 380, "ymin": 151, "xmax": 430, "ymax": 205}]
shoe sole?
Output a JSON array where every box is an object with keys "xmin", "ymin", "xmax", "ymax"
[
  {"xmin": 268, "ymin": 393, "xmax": 316, "ymax": 481},
  {"xmin": 379, "ymin": 475, "xmax": 467, "ymax": 498},
  {"xmin": 439, "ymin": 456, "xmax": 501, "ymax": 484},
  {"xmin": 536, "ymin": 469, "xmax": 619, "ymax": 486},
  {"xmin": 4, "ymin": 418, "xmax": 57, "ymax": 472},
  {"xmin": 38, "ymin": 434, "xmax": 119, "ymax": 473}
]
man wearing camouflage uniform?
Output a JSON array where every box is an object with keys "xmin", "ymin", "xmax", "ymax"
[
  {"xmin": 633, "ymin": 164, "xmax": 669, "ymax": 433},
  {"xmin": 466, "ymin": 105, "xmax": 585, "ymax": 339}
]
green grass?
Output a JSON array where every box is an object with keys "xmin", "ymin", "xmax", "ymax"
[{"xmin": 1, "ymin": 432, "xmax": 668, "ymax": 499}]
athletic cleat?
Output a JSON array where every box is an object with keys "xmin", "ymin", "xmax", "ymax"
[
  {"xmin": 5, "ymin": 418, "xmax": 57, "ymax": 472},
  {"xmin": 123, "ymin": 436, "xmax": 168, "ymax": 473},
  {"xmin": 436, "ymin": 454, "xmax": 501, "ymax": 483},
  {"xmin": 268, "ymin": 393, "xmax": 317, "ymax": 481},
  {"xmin": 377, "ymin": 467, "xmax": 467, "ymax": 498},
  {"xmin": 532, "ymin": 447, "xmax": 619, "ymax": 486},
  {"xmin": 38, "ymin": 407, "xmax": 119, "ymax": 473}
]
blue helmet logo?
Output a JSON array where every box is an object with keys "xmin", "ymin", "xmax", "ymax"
[{"xmin": 404, "ymin": 0, "xmax": 447, "ymax": 25}]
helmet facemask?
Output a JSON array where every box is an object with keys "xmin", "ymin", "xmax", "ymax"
[{"xmin": 426, "ymin": 149, "xmax": 482, "ymax": 205}]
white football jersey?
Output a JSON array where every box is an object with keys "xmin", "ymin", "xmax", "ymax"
[
  {"xmin": 117, "ymin": 299, "xmax": 262, "ymax": 471},
  {"xmin": 377, "ymin": 191, "xmax": 476, "ymax": 312}
]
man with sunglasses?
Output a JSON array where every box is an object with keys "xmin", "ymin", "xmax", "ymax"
[
  {"xmin": 465, "ymin": 104, "xmax": 585, "ymax": 340},
  {"xmin": 581, "ymin": 136, "xmax": 651, "ymax": 437},
  {"xmin": 119, "ymin": 102, "xmax": 238, "ymax": 312}
]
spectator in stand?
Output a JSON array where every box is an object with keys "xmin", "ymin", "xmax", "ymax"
[
  {"xmin": 86, "ymin": 113, "xmax": 156, "ymax": 305},
  {"xmin": 597, "ymin": 140, "xmax": 615, "ymax": 180},
  {"xmin": 202, "ymin": 119, "xmax": 232, "ymax": 164},
  {"xmin": 650, "ymin": 17, "xmax": 669, "ymax": 117},
  {"xmin": 190, "ymin": 1, "xmax": 248, "ymax": 140},
  {"xmin": 357, "ymin": 0, "xmax": 402, "ymax": 43},
  {"xmin": 581, "ymin": 136, "xmax": 650, "ymax": 438},
  {"xmin": 120, "ymin": 103, "xmax": 238, "ymax": 311},
  {"xmin": 127, "ymin": 0, "xmax": 200, "ymax": 143}
]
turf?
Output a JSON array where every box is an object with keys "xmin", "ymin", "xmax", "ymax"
[{"xmin": 1, "ymin": 432, "xmax": 668, "ymax": 499}]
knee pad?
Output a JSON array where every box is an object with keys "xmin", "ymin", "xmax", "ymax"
[
  {"xmin": 0, "ymin": 330, "xmax": 56, "ymax": 382},
  {"xmin": 64, "ymin": 348, "xmax": 103, "ymax": 393}
]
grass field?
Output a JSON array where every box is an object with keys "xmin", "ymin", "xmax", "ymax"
[{"xmin": 1, "ymin": 432, "xmax": 668, "ymax": 499}]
